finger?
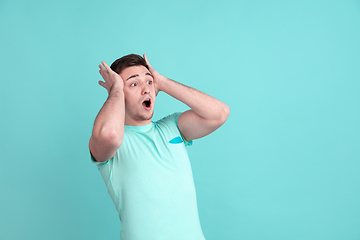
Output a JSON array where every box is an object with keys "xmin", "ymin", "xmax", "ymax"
[
  {"xmin": 101, "ymin": 61, "xmax": 111, "ymax": 71},
  {"xmin": 98, "ymin": 80, "xmax": 106, "ymax": 87},
  {"xmin": 143, "ymin": 54, "xmax": 152, "ymax": 69},
  {"xmin": 99, "ymin": 69, "xmax": 106, "ymax": 79},
  {"xmin": 99, "ymin": 64, "xmax": 106, "ymax": 71}
]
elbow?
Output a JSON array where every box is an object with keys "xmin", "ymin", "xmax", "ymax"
[
  {"xmin": 102, "ymin": 128, "xmax": 123, "ymax": 148},
  {"xmin": 218, "ymin": 103, "xmax": 230, "ymax": 125},
  {"xmin": 94, "ymin": 128, "xmax": 123, "ymax": 149}
]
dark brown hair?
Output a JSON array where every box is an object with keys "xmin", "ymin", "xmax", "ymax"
[{"xmin": 110, "ymin": 54, "xmax": 149, "ymax": 74}]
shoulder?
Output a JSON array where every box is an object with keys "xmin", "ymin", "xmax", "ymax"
[
  {"xmin": 155, "ymin": 112, "xmax": 182, "ymax": 127},
  {"xmin": 153, "ymin": 112, "xmax": 183, "ymax": 139},
  {"xmin": 155, "ymin": 112, "xmax": 193, "ymax": 146}
]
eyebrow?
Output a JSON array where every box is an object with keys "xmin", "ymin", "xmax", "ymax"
[{"xmin": 126, "ymin": 72, "xmax": 153, "ymax": 81}]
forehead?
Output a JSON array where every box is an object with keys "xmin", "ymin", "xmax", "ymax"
[{"xmin": 120, "ymin": 65, "xmax": 151, "ymax": 80}]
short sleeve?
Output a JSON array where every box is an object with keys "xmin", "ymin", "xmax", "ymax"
[
  {"xmin": 171, "ymin": 112, "xmax": 193, "ymax": 147},
  {"xmin": 90, "ymin": 151, "xmax": 114, "ymax": 169}
]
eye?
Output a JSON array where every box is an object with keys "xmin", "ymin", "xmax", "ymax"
[
  {"xmin": 146, "ymin": 80, "xmax": 152, "ymax": 85},
  {"xmin": 130, "ymin": 82, "xmax": 137, "ymax": 87}
]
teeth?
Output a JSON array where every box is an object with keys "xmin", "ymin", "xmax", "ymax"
[{"xmin": 143, "ymin": 99, "xmax": 151, "ymax": 108}]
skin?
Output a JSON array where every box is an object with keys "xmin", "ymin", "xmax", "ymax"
[
  {"xmin": 89, "ymin": 54, "xmax": 230, "ymax": 162},
  {"xmin": 120, "ymin": 65, "xmax": 156, "ymax": 126}
]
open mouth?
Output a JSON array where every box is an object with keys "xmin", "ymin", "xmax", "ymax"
[{"xmin": 142, "ymin": 98, "xmax": 151, "ymax": 109}]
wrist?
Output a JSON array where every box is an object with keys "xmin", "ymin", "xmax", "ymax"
[
  {"xmin": 156, "ymin": 76, "xmax": 170, "ymax": 93},
  {"xmin": 109, "ymin": 83, "xmax": 124, "ymax": 96}
]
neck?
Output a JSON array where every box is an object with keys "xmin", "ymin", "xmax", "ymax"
[{"xmin": 124, "ymin": 117, "xmax": 152, "ymax": 126}]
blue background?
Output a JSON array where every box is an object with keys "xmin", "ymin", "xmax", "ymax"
[{"xmin": 1, "ymin": 0, "xmax": 360, "ymax": 239}]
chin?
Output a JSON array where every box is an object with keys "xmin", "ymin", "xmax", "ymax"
[{"xmin": 138, "ymin": 111, "xmax": 154, "ymax": 121}]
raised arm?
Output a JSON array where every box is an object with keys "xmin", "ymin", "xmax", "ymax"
[
  {"xmin": 144, "ymin": 54, "xmax": 230, "ymax": 141},
  {"xmin": 89, "ymin": 61, "xmax": 125, "ymax": 162}
]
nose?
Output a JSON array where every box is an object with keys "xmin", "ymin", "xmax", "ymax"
[{"xmin": 142, "ymin": 83, "xmax": 150, "ymax": 95}]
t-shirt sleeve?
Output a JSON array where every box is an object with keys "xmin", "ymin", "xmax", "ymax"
[
  {"xmin": 169, "ymin": 112, "xmax": 193, "ymax": 147},
  {"xmin": 90, "ymin": 151, "xmax": 114, "ymax": 169}
]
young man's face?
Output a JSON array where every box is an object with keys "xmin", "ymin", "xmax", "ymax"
[{"xmin": 120, "ymin": 65, "xmax": 156, "ymax": 126}]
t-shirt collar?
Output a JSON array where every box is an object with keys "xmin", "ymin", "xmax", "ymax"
[{"xmin": 124, "ymin": 122, "xmax": 154, "ymax": 132}]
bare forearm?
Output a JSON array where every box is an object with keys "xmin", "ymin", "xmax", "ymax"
[
  {"xmin": 92, "ymin": 88, "xmax": 125, "ymax": 147},
  {"xmin": 160, "ymin": 78, "xmax": 229, "ymax": 121},
  {"xmin": 90, "ymin": 61, "xmax": 126, "ymax": 162},
  {"xmin": 143, "ymin": 54, "xmax": 229, "ymax": 141}
]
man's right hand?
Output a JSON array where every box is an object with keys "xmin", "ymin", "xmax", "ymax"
[
  {"xmin": 90, "ymin": 61, "xmax": 126, "ymax": 162},
  {"xmin": 98, "ymin": 61, "xmax": 124, "ymax": 94}
]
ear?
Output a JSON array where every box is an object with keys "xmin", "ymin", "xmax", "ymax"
[{"xmin": 155, "ymin": 85, "xmax": 159, "ymax": 96}]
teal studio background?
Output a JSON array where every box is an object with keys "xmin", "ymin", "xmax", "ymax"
[{"xmin": 1, "ymin": 0, "xmax": 360, "ymax": 239}]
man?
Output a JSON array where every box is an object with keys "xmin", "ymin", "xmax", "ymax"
[{"xmin": 89, "ymin": 53, "xmax": 229, "ymax": 240}]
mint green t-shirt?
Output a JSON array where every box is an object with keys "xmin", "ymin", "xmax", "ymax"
[{"xmin": 92, "ymin": 113, "xmax": 205, "ymax": 240}]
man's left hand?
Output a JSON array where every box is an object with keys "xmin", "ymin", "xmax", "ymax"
[{"xmin": 143, "ymin": 53, "xmax": 167, "ymax": 95}]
